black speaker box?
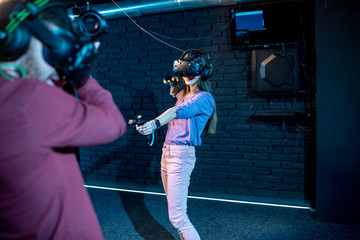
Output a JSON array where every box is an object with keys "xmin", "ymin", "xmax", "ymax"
[{"xmin": 251, "ymin": 48, "xmax": 299, "ymax": 94}]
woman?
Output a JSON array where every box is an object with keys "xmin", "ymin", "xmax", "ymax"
[{"xmin": 137, "ymin": 49, "xmax": 217, "ymax": 240}]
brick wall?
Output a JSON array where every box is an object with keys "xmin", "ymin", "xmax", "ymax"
[{"xmin": 80, "ymin": 4, "xmax": 316, "ymax": 202}]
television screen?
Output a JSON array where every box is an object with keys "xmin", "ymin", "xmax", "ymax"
[
  {"xmin": 235, "ymin": 10, "xmax": 265, "ymax": 32},
  {"xmin": 231, "ymin": 2, "xmax": 302, "ymax": 50}
]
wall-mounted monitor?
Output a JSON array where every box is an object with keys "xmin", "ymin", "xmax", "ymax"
[{"xmin": 231, "ymin": 2, "xmax": 303, "ymax": 50}]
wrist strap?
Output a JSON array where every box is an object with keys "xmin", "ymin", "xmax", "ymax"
[
  {"xmin": 148, "ymin": 121, "xmax": 156, "ymax": 147},
  {"xmin": 154, "ymin": 119, "xmax": 161, "ymax": 129},
  {"xmin": 151, "ymin": 120, "xmax": 156, "ymax": 131}
]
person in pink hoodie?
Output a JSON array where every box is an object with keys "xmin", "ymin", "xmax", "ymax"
[{"xmin": 0, "ymin": 1, "xmax": 126, "ymax": 239}]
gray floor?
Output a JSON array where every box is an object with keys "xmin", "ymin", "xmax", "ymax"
[{"xmin": 88, "ymin": 188, "xmax": 360, "ymax": 240}]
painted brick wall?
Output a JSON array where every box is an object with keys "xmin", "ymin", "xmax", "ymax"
[{"xmin": 80, "ymin": 4, "xmax": 316, "ymax": 202}]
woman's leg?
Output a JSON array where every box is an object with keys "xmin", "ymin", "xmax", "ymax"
[
  {"xmin": 161, "ymin": 147, "xmax": 168, "ymax": 195},
  {"xmin": 161, "ymin": 145, "xmax": 200, "ymax": 240}
]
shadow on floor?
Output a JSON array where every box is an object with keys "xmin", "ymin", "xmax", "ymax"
[{"xmin": 118, "ymin": 191, "xmax": 175, "ymax": 240}]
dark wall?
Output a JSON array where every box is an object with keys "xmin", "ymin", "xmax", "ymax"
[
  {"xmin": 80, "ymin": 2, "xmax": 316, "ymax": 203},
  {"xmin": 315, "ymin": 0, "xmax": 360, "ymax": 224}
]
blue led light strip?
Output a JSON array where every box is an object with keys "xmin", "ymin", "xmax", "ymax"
[{"xmin": 100, "ymin": 2, "xmax": 174, "ymax": 15}]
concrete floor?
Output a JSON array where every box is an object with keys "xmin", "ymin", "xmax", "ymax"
[{"xmin": 87, "ymin": 187, "xmax": 360, "ymax": 240}]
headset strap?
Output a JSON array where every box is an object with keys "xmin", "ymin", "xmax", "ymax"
[
  {"xmin": 22, "ymin": 17, "xmax": 62, "ymax": 51},
  {"xmin": 4, "ymin": 0, "xmax": 66, "ymax": 34},
  {"xmin": 5, "ymin": 0, "xmax": 48, "ymax": 34}
]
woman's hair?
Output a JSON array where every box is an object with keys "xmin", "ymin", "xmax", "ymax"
[{"xmin": 175, "ymin": 79, "xmax": 217, "ymax": 134}]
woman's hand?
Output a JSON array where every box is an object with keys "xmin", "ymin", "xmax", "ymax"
[
  {"xmin": 136, "ymin": 121, "xmax": 155, "ymax": 135},
  {"xmin": 170, "ymin": 85, "xmax": 181, "ymax": 97}
]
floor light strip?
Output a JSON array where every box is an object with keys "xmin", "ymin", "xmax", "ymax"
[
  {"xmin": 84, "ymin": 185, "xmax": 311, "ymax": 210},
  {"xmin": 85, "ymin": 184, "xmax": 166, "ymax": 196}
]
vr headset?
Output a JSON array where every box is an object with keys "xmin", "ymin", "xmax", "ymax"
[
  {"xmin": 172, "ymin": 49, "xmax": 213, "ymax": 81},
  {"xmin": 0, "ymin": 0, "xmax": 108, "ymax": 84}
]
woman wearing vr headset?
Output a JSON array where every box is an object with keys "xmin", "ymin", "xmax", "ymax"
[
  {"xmin": 137, "ymin": 49, "xmax": 217, "ymax": 240},
  {"xmin": 0, "ymin": 1, "xmax": 126, "ymax": 239}
]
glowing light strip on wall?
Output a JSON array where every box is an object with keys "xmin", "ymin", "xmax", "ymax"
[
  {"xmin": 84, "ymin": 185, "xmax": 311, "ymax": 210},
  {"xmin": 99, "ymin": 2, "xmax": 175, "ymax": 16}
]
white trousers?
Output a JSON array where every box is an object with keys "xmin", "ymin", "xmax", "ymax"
[{"xmin": 161, "ymin": 144, "xmax": 201, "ymax": 240}]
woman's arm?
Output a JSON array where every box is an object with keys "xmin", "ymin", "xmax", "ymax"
[
  {"xmin": 137, "ymin": 107, "xmax": 177, "ymax": 135},
  {"xmin": 156, "ymin": 107, "xmax": 177, "ymax": 126}
]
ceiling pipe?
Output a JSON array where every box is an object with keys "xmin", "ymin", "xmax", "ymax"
[{"xmin": 87, "ymin": 0, "xmax": 263, "ymax": 19}]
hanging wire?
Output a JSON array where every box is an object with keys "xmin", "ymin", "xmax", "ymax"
[
  {"xmin": 111, "ymin": 0, "xmax": 184, "ymax": 52},
  {"xmin": 148, "ymin": 18, "xmax": 232, "ymax": 41},
  {"xmin": 110, "ymin": 0, "xmax": 243, "ymax": 50},
  {"xmin": 148, "ymin": 3, "xmax": 243, "ymax": 41}
]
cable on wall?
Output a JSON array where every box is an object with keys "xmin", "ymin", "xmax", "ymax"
[
  {"xmin": 110, "ymin": 0, "xmax": 243, "ymax": 51},
  {"xmin": 111, "ymin": 0, "xmax": 184, "ymax": 52},
  {"xmin": 148, "ymin": 3, "xmax": 243, "ymax": 41}
]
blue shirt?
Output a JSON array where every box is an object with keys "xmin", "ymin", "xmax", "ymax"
[{"xmin": 165, "ymin": 91, "xmax": 214, "ymax": 146}]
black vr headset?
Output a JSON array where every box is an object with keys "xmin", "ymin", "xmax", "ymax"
[
  {"xmin": 0, "ymin": 0, "xmax": 108, "ymax": 85},
  {"xmin": 173, "ymin": 49, "xmax": 213, "ymax": 81}
]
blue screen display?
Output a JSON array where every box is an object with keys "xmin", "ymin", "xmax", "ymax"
[{"xmin": 235, "ymin": 10, "xmax": 265, "ymax": 31}]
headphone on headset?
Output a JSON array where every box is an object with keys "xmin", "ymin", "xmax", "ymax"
[
  {"xmin": 173, "ymin": 49, "xmax": 213, "ymax": 81},
  {"xmin": 0, "ymin": 0, "xmax": 108, "ymax": 85}
]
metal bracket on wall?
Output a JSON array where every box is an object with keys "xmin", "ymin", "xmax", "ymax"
[{"xmin": 250, "ymin": 111, "xmax": 313, "ymax": 121}]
